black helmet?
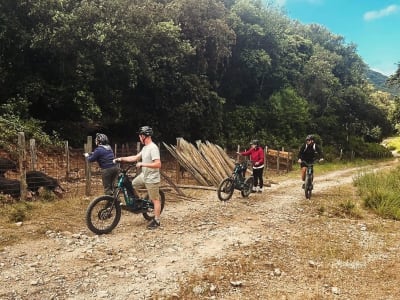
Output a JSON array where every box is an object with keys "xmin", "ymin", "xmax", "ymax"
[
  {"xmin": 250, "ymin": 139, "xmax": 259, "ymax": 146},
  {"xmin": 96, "ymin": 133, "xmax": 109, "ymax": 145},
  {"xmin": 306, "ymin": 134, "xmax": 314, "ymax": 141},
  {"xmin": 138, "ymin": 126, "xmax": 153, "ymax": 136}
]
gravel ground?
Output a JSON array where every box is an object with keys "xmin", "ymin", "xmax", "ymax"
[{"xmin": 1, "ymin": 160, "xmax": 400, "ymax": 299}]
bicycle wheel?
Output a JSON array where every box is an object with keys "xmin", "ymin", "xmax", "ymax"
[
  {"xmin": 86, "ymin": 195, "xmax": 121, "ymax": 234},
  {"xmin": 241, "ymin": 176, "xmax": 254, "ymax": 197},
  {"xmin": 142, "ymin": 190, "xmax": 166, "ymax": 221},
  {"xmin": 304, "ymin": 177, "xmax": 312, "ymax": 199},
  {"xmin": 217, "ymin": 177, "xmax": 235, "ymax": 201}
]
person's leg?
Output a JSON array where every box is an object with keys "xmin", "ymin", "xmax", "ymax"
[
  {"xmin": 301, "ymin": 167, "xmax": 306, "ymax": 181},
  {"xmin": 300, "ymin": 163, "xmax": 307, "ymax": 188},
  {"xmin": 251, "ymin": 168, "xmax": 259, "ymax": 191},
  {"xmin": 252, "ymin": 169, "xmax": 258, "ymax": 191},
  {"xmin": 102, "ymin": 166, "xmax": 118, "ymax": 195},
  {"xmin": 132, "ymin": 173, "xmax": 145, "ymax": 198},
  {"xmin": 258, "ymin": 168, "xmax": 264, "ymax": 191},
  {"xmin": 146, "ymin": 183, "xmax": 161, "ymax": 229}
]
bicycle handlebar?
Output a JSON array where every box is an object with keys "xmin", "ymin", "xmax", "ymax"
[
  {"xmin": 115, "ymin": 163, "xmax": 137, "ymax": 173},
  {"xmin": 299, "ymin": 158, "xmax": 324, "ymax": 166}
]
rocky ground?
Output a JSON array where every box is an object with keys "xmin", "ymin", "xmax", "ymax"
[{"xmin": 1, "ymin": 160, "xmax": 400, "ymax": 299}]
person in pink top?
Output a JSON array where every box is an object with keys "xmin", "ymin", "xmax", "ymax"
[{"xmin": 237, "ymin": 140, "xmax": 265, "ymax": 192}]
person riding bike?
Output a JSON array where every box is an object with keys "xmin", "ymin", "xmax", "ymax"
[
  {"xmin": 237, "ymin": 139, "xmax": 265, "ymax": 193},
  {"xmin": 113, "ymin": 126, "xmax": 162, "ymax": 230},
  {"xmin": 297, "ymin": 134, "xmax": 324, "ymax": 189},
  {"xmin": 84, "ymin": 133, "xmax": 119, "ymax": 195}
]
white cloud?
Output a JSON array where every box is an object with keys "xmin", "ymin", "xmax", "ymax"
[
  {"xmin": 272, "ymin": 0, "xmax": 286, "ymax": 7},
  {"xmin": 272, "ymin": 0, "xmax": 322, "ymax": 7},
  {"xmin": 364, "ymin": 4, "xmax": 399, "ymax": 21}
]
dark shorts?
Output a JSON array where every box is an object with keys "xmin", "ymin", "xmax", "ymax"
[{"xmin": 300, "ymin": 161, "xmax": 313, "ymax": 168}]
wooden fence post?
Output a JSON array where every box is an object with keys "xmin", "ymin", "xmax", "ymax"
[
  {"xmin": 18, "ymin": 132, "xmax": 28, "ymax": 201},
  {"xmin": 84, "ymin": 136, "xmax": 93, "ymax": 196},
  {"xmin": 264, "ymin": 146, "xmax": 268, "ymax": 175},
  {"xmin": 65, "ymin": 141, "xmax": 70, "ymax": 180},
  {"xmin": 29, "ymin": 139, "xmax": 37, "ymax": 171},
  {"xmin": 276, "ymin": 149, "xmax": 280, "ymax": 172}
]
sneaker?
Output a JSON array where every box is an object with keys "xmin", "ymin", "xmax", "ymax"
[
  {"xmin": 147, "ymin": 219, "xmax": 160, "ymax": 230},
  {"xmin": 252, "ymin": 187, "xmax": 257, "ymax": 192},
  {"xmin": 302, "ymin": 183, "xmax": 305, "ymax": 189},
  {"xmin": 258, "ymin": 187, "xmax": 263, "ymax": 193}
]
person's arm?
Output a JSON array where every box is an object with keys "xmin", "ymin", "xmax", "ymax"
[
  {"xmin": 239, "ymin": 149, "xmax": 252, "ymax": 156},
  {"xmin": 297, "ymin": 144, "xmax": 305, "ymax": 162},
  {"xmin": 259, "ymin": 148, "xmax": 265, "ymax": 164},
  {"xmin": 316, "ymin": 144, "xmax": 324, "ymax": 160},
  {"xmin": 85, "ymin": 148, "xmax": 99, "ymax": 162},
  {"xmin": 137, "ymin": 158, "xmax": 161, "ymax": 169},
  {"xmin": 114, "ymin": 152, "xmax": 141, "ymax": 163}
]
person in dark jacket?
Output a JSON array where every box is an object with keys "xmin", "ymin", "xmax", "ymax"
[
  {"xmin": 297, "ymin": 134, "xmax": 324, "ymax": 188},
  {"xmin": 237, "ymin": 139, "xmax": 265, "ymax": 193},
  {"xmin": 84, "ymin": 133, "xmax": 119, "ymax": 195}
]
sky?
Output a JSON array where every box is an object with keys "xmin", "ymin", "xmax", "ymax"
[{"xmin": 273, "ymin": 0, "xmax": 399, "ymax": 76}]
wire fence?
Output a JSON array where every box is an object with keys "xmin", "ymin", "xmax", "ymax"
[{"xmin": 0, "ymin": 133, "xmax": 295, "ymax": 202}]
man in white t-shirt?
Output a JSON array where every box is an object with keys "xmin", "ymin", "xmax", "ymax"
[{"xmin": 114, "ymin": 126, "xmax": 162, "ymax": 229}]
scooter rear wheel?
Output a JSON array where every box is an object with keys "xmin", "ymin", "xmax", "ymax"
[
  {"xmin": 142, "ymin": 190, "xmax": 166, "ymax": 221},
  {"xmin": 241, "ymin": 176, "xmax": 254, "ymax": 197}
]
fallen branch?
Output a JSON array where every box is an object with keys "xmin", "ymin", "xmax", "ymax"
[{"xmin": 176, "ymin": 184, "xmax": 217, "ymax": 191}]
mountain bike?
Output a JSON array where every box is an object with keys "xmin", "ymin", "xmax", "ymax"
[
  {"xmin": 303, "ymin": 161, "xmax": 314, "ymax": 199},
  {"xmin": 217, "ymin": 160, "xmax": 254, "ymax": 201},
  {"xmin": 302, "ymin": 159, "xmax": 324, "ymax": 199},
  {"xmin": 85, "ymin": 164, "xmax": 165, "ymax": 234}
]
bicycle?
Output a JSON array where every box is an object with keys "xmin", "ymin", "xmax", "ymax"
[
  {"xmin": 302, "ymin": 159, "xmax": 323, "ymax": 199},
  {"xmin": 217, "ymin": 160, "xmax": 254, "ymax": 201},
  {"xmin": 85, "ymin": 164, "xmax": 165, "ymax": 234},
  {"xmin": 303, "ymin": 161, "xmax": 314, "ymax": 199}
]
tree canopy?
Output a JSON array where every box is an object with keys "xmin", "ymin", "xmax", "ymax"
[{"xmin": 0, "ymin": 0, "xmax": 398, "ymax": 154}]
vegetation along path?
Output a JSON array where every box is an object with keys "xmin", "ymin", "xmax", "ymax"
[{"xmin": 1, "ymin": 159, "xmax": 400, "ymax": 299}]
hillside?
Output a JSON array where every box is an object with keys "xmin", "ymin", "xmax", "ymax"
[
  {"xmin": 1, "ymin": 159, "xmax": 400, "ymax": 299},
  {"xmin": 366, "ymin": 68, "xmax": 400, "ymax": 96}
]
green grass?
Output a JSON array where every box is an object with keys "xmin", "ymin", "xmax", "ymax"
[
  {"xmin": 354, "ymin": 165, "xmax": 400, "ymax": 220},
  {"xmin": 383, "ymin": 136, "xmax": 400, "ymax": 153}
]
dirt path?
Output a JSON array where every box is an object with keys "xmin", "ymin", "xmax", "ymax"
[{"xmin": 1, "ymin": 160, "xmax": 400, "ymax": 299}]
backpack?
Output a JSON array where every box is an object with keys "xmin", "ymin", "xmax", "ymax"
[{"xmin": 304, "ymin": 143, "xmax": 316, "ymax": 152}]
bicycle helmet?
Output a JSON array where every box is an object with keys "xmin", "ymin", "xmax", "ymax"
[
  {"xmin": 96, "ymin": 133, "xmax": 109, "ymax": 145},
  {"xmin": 138, "ymin": 126, "xmax": 153, "ymax": 136},
  {"xmin": 250, "ymin": 139, "xmax": 259, "ymax": 146},
  {"xmin": 306, "ymin": 134, "xmax": 314, "ymax": 141}
]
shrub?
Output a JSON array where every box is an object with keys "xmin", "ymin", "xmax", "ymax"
[{"xmin": 7, "ymin": 202, "xmax": 33, "ymax": 223}]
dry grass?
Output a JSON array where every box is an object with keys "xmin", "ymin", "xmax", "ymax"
[
  {"xmin": 170, "ymin": 182, "xmax": 400, "ymax": 299},
  {"xmin": 0, "ymin": 194, "xmax": 89, "ymax": 250}
]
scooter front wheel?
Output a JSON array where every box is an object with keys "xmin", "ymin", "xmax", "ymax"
[
  {"xmin": 217, "ymin": 177, "xmax": 235, "ymax": 201},
  {"xmin": 85, "ymin": 195, "xmax": 121, "ymax": 234}
]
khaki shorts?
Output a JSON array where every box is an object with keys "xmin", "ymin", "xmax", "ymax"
[{"xmin": 132, "ymin": 173, "xmax": 160, "ymax": 200}]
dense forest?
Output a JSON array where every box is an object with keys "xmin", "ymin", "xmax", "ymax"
[{"xmin": 1, "ymin": 0, "xmax": 400, "ymax": 156}]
